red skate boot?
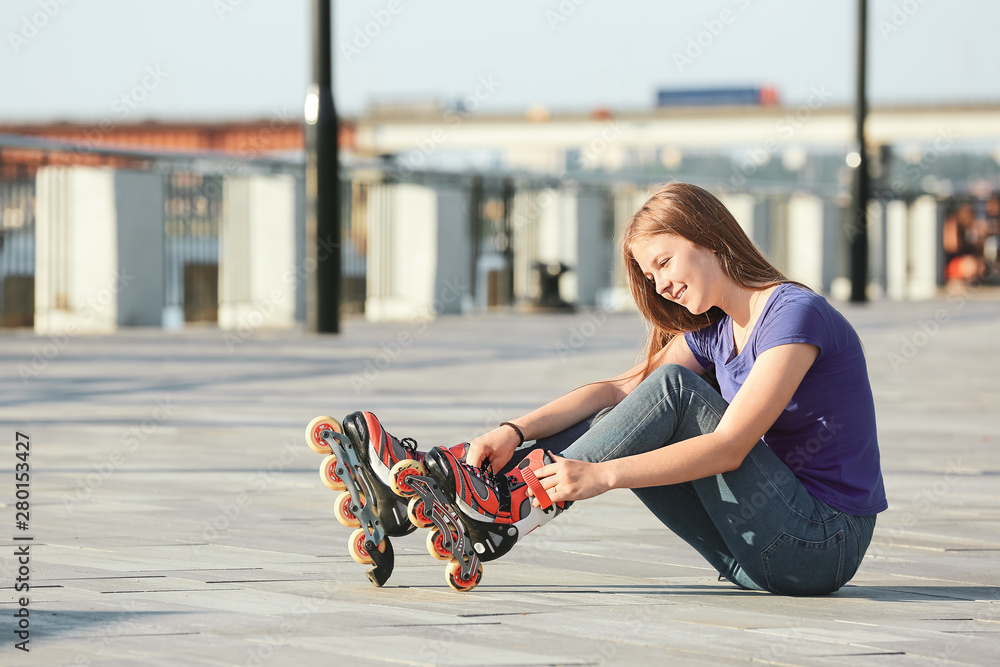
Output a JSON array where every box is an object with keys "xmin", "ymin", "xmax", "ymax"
[
  {"xmin": 406, "ymin": 446, "xmax": 566, "ymax": 592},
  {"xmin": 304, "ymin": 411, "xmax": 427, "ymax": 586}
]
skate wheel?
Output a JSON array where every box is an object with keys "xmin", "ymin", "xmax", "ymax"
[
  {"xmin": 306, "ymin": 415, "xmax": 342, "ymax": 455},
  {"xmin": 445, "ymin": 559, "xmax": 483, "ymax": 592},
  {"xmin": 426, "ymin": 527, "xmax": 457, "ymax": 561},
  {"xmin": 348, "ymin": 528, "xmax": 386, "ymax": 565},
  {"xmin": 334, "ymin": 491, "xmax": 362, "ymax": 528},
  {"xmin": 319, "ymin": 454, "xmax": 347, "ymax": 491},
  {"xmin": 406, "ymin": 496, "xmax": 434, "ymax": 529},
  {"xmin": 389, "ymin": 459, "xmax": 426, "ymax": 497}
]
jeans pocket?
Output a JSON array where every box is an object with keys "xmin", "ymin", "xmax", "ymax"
[{"xmin": 761, "ymin": 530, "xmax": 846, "ymax": 596}]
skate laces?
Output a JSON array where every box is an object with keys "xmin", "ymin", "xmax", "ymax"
[
  {"xmin": 398, "ymin": 436, "xmax": 419, "ymax": 456},
  {"xmin": 463, "ymin": 459, "xmax": 500, "ymax": 494}
]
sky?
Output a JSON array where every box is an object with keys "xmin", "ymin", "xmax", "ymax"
[{"xmin": 1, "ymin": 0, "xmax": 999, "ymax": 124}]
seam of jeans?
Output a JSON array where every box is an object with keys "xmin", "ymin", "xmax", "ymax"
[
  {"xmin": 832, "ymin": 529, "xmax": 846, "ymax": 591},
  {"xmin": 678, "ymin": 481, "xmax": 700, "ymax": 500},
  {"xmin": 743, "ymin": 447, "xmax": 820, "ymax": 525},
  {"xmin": 843, "ymin": 512, "xmax": 862, "ymax": 560}
]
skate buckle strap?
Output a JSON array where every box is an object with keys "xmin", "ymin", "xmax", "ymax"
[{"xmin": 520, "ymin": 466, "xmax": 553, "ymax": 510}]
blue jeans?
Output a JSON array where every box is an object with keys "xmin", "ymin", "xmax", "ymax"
[{"xmin": 503, "ymin": 364, "xmax": 876, "ymax": 596}]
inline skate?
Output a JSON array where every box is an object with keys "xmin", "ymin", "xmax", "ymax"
[
  {"xmin": 406, "ymin": 446, "xmax": 566, "ymax": 592},
  {"xmin": 304, "ymin": 411, "xmax": 427, "ymax": 586}
]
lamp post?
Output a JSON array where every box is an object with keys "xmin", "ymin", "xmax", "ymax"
[
  {"xmin": 850, "ymin": 0, "xmax": 870, "ymax": 303},
  {"xmin": 305, "ymin": 0, "xmax": 340, "ymax": 332}
]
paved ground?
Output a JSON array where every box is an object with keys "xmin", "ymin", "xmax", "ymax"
[{"xmin": 1, "ymin": 292, "xmax": 998, "ymax": 666}]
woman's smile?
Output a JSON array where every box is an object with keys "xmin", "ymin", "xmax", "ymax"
[{"xmin": 632, "ymin": 233, "xmax": 723, "ymax": 315}]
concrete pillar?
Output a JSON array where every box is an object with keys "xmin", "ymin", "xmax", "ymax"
[
  {"xmin": 365, "ymin": 183, "xmax": 439, "ymax": 322},
  {"xmin": 115, "ymin": 171, "xmax": 166, "ymax": 326},
  {"xmin": 821, "ymin": 199, "xmax": 841, "ymax": 294},
  {"xmin": 720, "ymin": 193, "xmax": 755, "ymax": 241},
  {"xmin": 885, "ymin": 200, "xmax": 908, "ymax": 300},
  {"xmin": 536, "ymin": 188, "xmax": 578, "ymax": 303},
  {"xmin": 575, "ymin": 189, "xmax": 607, "ymax": 307},
  {"xmin": 908, "ymin": 195, "xmax": 939, "ymax": 299},
  {"xmin": 598, "ymin": 186, "xmax": 648, "ymax": 311},
  {"xmin": 293, "ymin": 173, "xmax": 307, "ymax": 323},
  {"xmin": 786, "ymin": 194, "xmax": 824, "ymax": 292},
  {"xmin": 867, "ymin": 200, "xmax": 886, "ymax": 300},
  {"xmin": 433, "ymin": 186, "xmax": 470, "ymax": 315},
  {"xmin": 511, "ymin": 188, "xmax": 542, "ymax": 303},
  {"xmin": 754, "ymin": 197, "xmax": 790, "ymax": 274},
  {"xmin": 218, "ymin": 174, "xmax": 297, "ymax": 331},
  {"xmin": 35, "ymin": 167, "xmax": 164, "ymax": 334}
]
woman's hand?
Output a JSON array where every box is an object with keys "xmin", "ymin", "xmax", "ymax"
[
  {"xmin": 466, "ymin": 426, "xmax": 521, "ymax": 470},
  {"xmin": 532, "ymin": 454, "xmax": 615, "ymax": 505}
]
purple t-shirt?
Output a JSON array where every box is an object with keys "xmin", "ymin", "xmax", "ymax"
[{"xmin": 685, "ymin": 283, "xmax": 887, "ymax": 516}]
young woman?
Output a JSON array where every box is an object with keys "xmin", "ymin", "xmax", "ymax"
[
  {"xmin": 440, "ymin": 181, "xmax": 887, "ymax": 595},
  {"xmin": 326, "ymin": 181, "xmax": 885, "ymax": 594}
]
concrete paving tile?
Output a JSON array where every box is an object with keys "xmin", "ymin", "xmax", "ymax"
[
  {"xmin": 2, "ymin": 302, "xmax": 999, "ymax": 665},
  {"xmin": 304, "ymin": 632, "xmax": 601, "ymax": 666}
]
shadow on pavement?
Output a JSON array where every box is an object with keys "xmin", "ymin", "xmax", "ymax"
[{"xmin": 439, "ymin": 583, "xmax": 1000, "ymax": 601}]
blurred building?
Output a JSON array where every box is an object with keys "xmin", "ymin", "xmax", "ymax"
[
  {"xmin": 351, "ymin": 101, "xmax": 1000, "ymax": 194},
  {"xmin": 0, "ymin": 119, "xmax": 358, "ymax": 178},
  {"xmin": 1, "ymin": 102, "xmax": 998, "ymax": 333}
]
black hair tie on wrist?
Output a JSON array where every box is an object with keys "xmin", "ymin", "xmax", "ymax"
[{"xmin": 499, "ymin": 421, "xmax": 525, "ymax": 446}]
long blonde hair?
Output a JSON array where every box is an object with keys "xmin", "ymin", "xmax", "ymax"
[{"xmin": 625, "ymin": 182, "xmax": 793, "ymax": 378}]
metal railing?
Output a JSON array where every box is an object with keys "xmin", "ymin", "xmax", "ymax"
[
  {"xmin": 164, "ymin": 172, "xmax": 223, "ymax": 323},
  {"xmin": 0, "ymin": 134, "xmax": 305, "ymax": 329},
  {"xmin": 0, "ymin": 180, "xmax": 35, "ymax": 326}
]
